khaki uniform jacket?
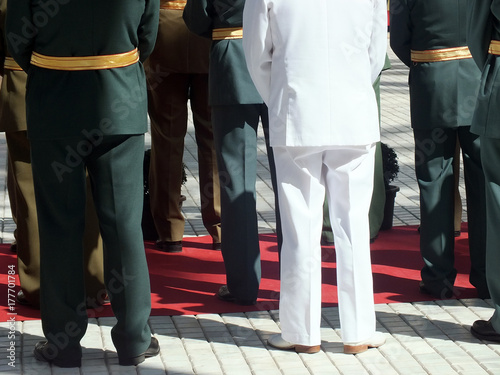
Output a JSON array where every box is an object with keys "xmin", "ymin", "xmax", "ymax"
[
  {"xmin": 390, "ymin": 0, "xmax": 481, "ymax": 129},
  {"xmin": 148, "ymin": 3, "xmax": 210, "ymax": 73}
]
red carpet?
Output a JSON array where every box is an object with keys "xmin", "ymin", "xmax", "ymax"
[{"xmin": 0, "ymin": 224, "xmax": 478, "ymax": 321}]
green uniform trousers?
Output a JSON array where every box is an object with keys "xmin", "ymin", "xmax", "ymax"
[
  {"xmin": 212, "ymin": 104, "xmax": 281, "ymax": 302},
  {"xmin": 30, "ymin": 134, "xmax": 152, "ymax": 359},
  {"xmin": 480, "ymin": 137, "xmax": 500, "ymax": 332},
  {"xmin": 6, "ymin": 130, "xmax": 105, "ymax": 308},
  {"xmin": 414, "ymin": 126, "xmax": 487, "ymax": 297}
]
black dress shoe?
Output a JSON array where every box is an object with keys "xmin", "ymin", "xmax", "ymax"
[
  {"xmin": 119, "ymin": 336, "xmax": 160, "ymax": 366},
  {"xmin": 16, "ymin": 290, "xmax": 30, "ymax": 306},
  {"xmin": 155, "ymin": 240, "xmax": 182, "ymax": 253},
  {"xmin": 477, "ymin": 288, "xmax": 491, "ymax": 300},
  {"xmin": 471, "ymin": 319, "xmax": 500, "ymax": 342},
  {"xmin": 33, "ymin": 341, "xmax": 82, "ymax": 368},
  {"xmin": 216, "ymin": 285, "xmax": 256, "ymax": 306},
  {"xmin": 419, "ymin": 281, "xmax": 453, "ymax": 299}
]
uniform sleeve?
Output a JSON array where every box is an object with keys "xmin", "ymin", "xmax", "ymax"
[
  {"xmin": 183, "ymin": 0, "xmax": 213, "ymax": 39},
  {"xmin": 467, "ymin": 0, "xmax": 494, "ymax": 70},
  {"xmin": 138, "ymin": 0, "xmax": 160, "ymax": 62},
  {"xmin": 5, "ymin": 0, "xmax": 33, "ymax": 72},
  {"xmin": 369, "ymin": 0, "xmax": 388, "ymax": 83},
  {"xmin": 242, "ymin": 0, "xmax": 272, "ymax": 103},
  {"xmin": 389, "ymin": 0, "xmax": 412, "ymax": 67}
]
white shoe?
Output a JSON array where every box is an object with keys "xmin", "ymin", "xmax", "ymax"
[
  {"xmin": 343, "ymin": 332, "xmax": 386, "ymax": 354},
  {"xmin": 267, "ymin": 334, "xmax": 320, "ymax": 354}
]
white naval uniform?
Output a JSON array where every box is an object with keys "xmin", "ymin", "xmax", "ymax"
[{"xmin": 243, "ymin": 0, "xmax": 387, "ymax": 345}]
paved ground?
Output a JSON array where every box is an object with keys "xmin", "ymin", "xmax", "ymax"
[{"xmin": 0, "ymin": 46, "xmax": 499, "ymax": 375}]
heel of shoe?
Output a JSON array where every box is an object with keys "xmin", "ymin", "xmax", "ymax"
[
  {"xmin": 343, "ymin": 344, "xmax": 368, "ymax": 354},
  {"xmin": 295, "ymin": 345, "xmax": 320, "ymax": 354},
  {"xmin": 118, "ymin": 353, "xmax": 146, "ymax": 366}
]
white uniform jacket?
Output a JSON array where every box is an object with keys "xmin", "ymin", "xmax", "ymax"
[{"xmin": 243, "ymin": 0, "xmax": 387, "ymax": 147}]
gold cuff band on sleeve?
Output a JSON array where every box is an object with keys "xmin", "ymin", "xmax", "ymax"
[
  {"xmin": 410, "ymin": 46, "xmax": 472, "ymax": 62},
  {"xmin": 4, "ymin": 57, "xmax": 23, "ymax": 71},
  {"xmin": 489, "ymin": 40, "xmax": 500, "ymax": 55},
  {"xmin": 212, "ymin": 27, "xmax": 243, "ymax": 40},
  {"xmin": 30, "ymin": 48, "xmax": 139, "ymax": 71},
  {"xmin": 160, "ymin": 0, "xmax": 186, "ymax": 10}
]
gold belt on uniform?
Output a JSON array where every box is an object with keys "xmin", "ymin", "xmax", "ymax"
[
  {"xmin": 410, "ymin": 46, "xmax": 472, "ymax": 62},
  {"xmin": 4, "ymin": 57, "xmax": 23, "ymax": 71},
  {"xmin": 160, "ymin": 0, "xmax": 186, "ymax": 10},
  {"xmin": 30, "ymin": 48, "xmax": 139, "ymax": 71},
  {"xmin": 489, "ymin": 40, "xmax": 500, "ymax": 55},
  {"xmin": 212, "ymin": 27, "xmax": 243, "ymax": 40}
]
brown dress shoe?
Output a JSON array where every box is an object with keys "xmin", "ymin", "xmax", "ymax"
[{"xmin": 343, "ymin": 332, "xmax": 386, "ymax": 354}]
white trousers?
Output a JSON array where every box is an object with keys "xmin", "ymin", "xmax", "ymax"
[{"xmin": 274, "ymin": 144, "xmax": 377, "ymax": 345}]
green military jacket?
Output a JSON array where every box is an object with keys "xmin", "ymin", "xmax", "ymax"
[
  {"xmin": 6, "ymin": 0, "xmax": 159, "ymax": 140},
  {"xmin": 467, "ymin": 0, "xmax": 500, "ymax": 139},
  {"xmin": 390, "ymin": 0, "xmax": 480, "ymax": 129},
  {"xmin": 147, "ymin": 4, "xmax": 210, "ymax": 74},
  {"xmin": 183, "ymin": 0, "xmax": 263, "ymax": 106},
  {"xmin": 0, "ymin": 0, "xmax": 26, "ymax": 132}
]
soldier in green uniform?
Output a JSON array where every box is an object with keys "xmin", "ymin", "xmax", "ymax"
[
  {"xmin": 145, "ymin": 0, "xmax": 221, "ymax": 253},
  {"xmin": 390, "ymin": 0, "xmax": 488, "ymax": 299},
  {"xmin": 183, "ymin": 0, "xmax": 281, "ymax": 305},
  {"xmin": 0, "ymin": 0, "xmax": 106, "ymax": 309},
  {"xmin": 468, "ymin": 0, "xmax": 500, "ymax": 342},
  {"xmin": 6, "ymin": 0, "xmax": 160, "ymax": 367}
]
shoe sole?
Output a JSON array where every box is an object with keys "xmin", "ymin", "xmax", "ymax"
[
  {"xmin": 119, "ymin": 338, "xmax": 161, "ymax": 366},
  {"xmin": 471, "ymin": 327, "xmax": 500, "ymax": 342},
  {"xmin": 119, "ymin": 353, "xmax": 146, "ymax": 366},
  {"xmin": 216, "ymin": 292, "xmax": 256, "ymax": 306},
  {"xmin": 33, "ymin": 349, "xmax": 81, "ymax": 368},
  {"xmin": 344, "ymin": 344, "xmax": 368, "ymax": 354},
  {"xmin": 268, "ymin": 341, "xmax": 320, "ymax": 354},
  {"xmin": 344, "ymin": 342, "xmax": 385, "ymax": 354},
  {"xmin": 295, "ymin": 345, "xmax": 320, "ymax": 354}
]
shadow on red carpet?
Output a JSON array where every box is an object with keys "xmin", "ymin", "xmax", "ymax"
[{"xmin": 0, "ymin": 224, "xmax": 478, "ymax": 321}]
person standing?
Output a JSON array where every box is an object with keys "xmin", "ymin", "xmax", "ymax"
[
  {"xmin": 0, "ymin": 0, "xmax": 106, "ymax": 309},
  {"xmin": 6, "ymin": 0, "xmax": 160, "ymax": 367},
  {"xmin": 183, "ymin": 0, "xmax": 282, "ymax": 306},
  {"xmin": 243, "ymin": 0, "xmax": 387, "ymax": 353},
  {"xmin": 391, "ymin": 0, "xmax": 488, "ymax": 299},
  {"xmin": 145, "ymin": 0, "xmax": 221, "ymax": 253},
  {"xmin": 467, "ymin": 0, "xmax": 500, "ymax": 342}
]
